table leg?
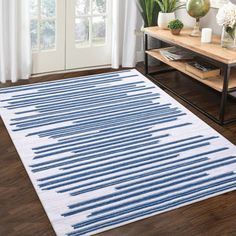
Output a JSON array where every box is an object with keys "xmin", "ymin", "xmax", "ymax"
[{"xmin": 219, "ymin": 65, "xmax": 231, "ymax": 124}]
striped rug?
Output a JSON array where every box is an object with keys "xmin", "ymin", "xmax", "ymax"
[{"xmin": 1, "ymin": 69, "xmax": 236, "ymax": 236}]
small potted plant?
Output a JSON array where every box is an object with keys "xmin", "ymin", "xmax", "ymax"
[
  {"xmin": 168, "ymin": 19, "xmax": 184, "ymax": 35},
  {"xmin": 156, "ymin": 0, "xmax": 184, "ymax": 29}
]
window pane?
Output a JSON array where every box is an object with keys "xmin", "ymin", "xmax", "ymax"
[
  {"xmin": 30, "ymin": 20, "xmax": 38, "ymax": 50},
  {"xmin": 92, "ymin": 16, "xmax": 106, "ymax": 45},
  {"xmin": 41, "ymin": 0, "xmax": 56, "ymax": 18},
  {"xmin": 75, "ymin": 0, "xmax": 90, "ymax": 16},
  {"xmin": 92, "ymin": 0, "xmax": 106, "ymax": 14},
  {"xmin": 40, "ymin": 21, "xmax": 56, "ymax": 50},
  {"xmin": 75, "ymin": 18, "xmax": 90, "ymax": 47},
  {"xmin": 30, "ymin": 0, "xmax": 38, "ymax": 18}
]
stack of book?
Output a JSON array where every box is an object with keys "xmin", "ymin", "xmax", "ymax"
[
  {"xmin": 160, "ymin": 47, "xmax": 195, "ymax": 61},
  {"xmin": 159, "ymin": 46, "xmax": 221, "ymax": 80},
  {"xmin": 185, "ymin": 61, "xmax": 221, "ymax": 79}
]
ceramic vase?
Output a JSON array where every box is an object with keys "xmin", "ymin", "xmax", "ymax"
[{"xmin": 158, "ymin": 12, "xmax": 175, "ymax": 29}]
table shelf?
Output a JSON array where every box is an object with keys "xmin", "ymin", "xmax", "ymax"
[{"xmin": 146, "ymin": 48, "xmax": 236, "ymax": 92}]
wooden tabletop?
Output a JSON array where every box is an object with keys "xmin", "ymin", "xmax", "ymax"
[{"xmin": 144, "ymin": 27, "xmax": 236, "ymax": 65}]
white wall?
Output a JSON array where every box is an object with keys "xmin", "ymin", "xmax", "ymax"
[
  {"xmin": 175, "ymin": 8, "xmax": 222, "ymax": 35},
  {"xmin": 136, "ymin": 14, "xmax": 144, "ymax": 62},
  {"xmin": 176, "ymin": 0, "xmax": 236, "ymax": 35}
]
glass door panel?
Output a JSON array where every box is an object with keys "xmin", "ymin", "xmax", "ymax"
[
  {"xmin": 66, "ymin": 0, "xmax": 112, "ymax": 69},
  {"xmin": 29, "ymin": 0, "xmax": 65, "ymax": 74}
]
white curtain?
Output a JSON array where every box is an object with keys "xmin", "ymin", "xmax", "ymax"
[
  {"xmin": 112, "ymin": 0, "xmax": 140, "ymax": 69},
  {"xmin": 0, "ymin": 0, "xmax": 31, "ymax": 83}
]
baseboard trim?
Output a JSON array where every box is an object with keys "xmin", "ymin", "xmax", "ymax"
[{"xmin": 31, "ymin": 65, "xmax": 112, "ymax": 78}]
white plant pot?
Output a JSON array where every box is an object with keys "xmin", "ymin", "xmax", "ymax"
[{"xmin": 158, "ymin": 12, "xmax": 175, "ymax": 29}]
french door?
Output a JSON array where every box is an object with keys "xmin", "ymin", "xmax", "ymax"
[
  {"xmin": 30, "ymin": 0, "xmax": 112, "ymax": 74},
  {"xmin": 66, "ymin": 0, "xmax": 112, "ymax": 69},
  {"xmin": 30, "ymin": 0, "xmax": 65, "ymax": 73}
]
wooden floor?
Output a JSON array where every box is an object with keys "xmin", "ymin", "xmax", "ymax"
[{"xmin": 1, "ymin": 66, "xmax": 236, "ymax": 236}]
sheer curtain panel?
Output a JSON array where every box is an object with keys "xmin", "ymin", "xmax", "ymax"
[
  {"xmin": 0, "ymin": 0, "xmax": 31, "ymax": 83},
  {"xmin": 112, "ymin": 0, "xmax": 139, "ymax": 69}
]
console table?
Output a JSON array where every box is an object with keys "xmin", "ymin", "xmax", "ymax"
[{"xmin": 144, "ymin": 27, "xmax": 236, "ymax": 125}]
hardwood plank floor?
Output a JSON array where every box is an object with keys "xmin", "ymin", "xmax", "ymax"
[{"xmin": 1, "ymin": 65, "xmax": 236, "ymax": 236}]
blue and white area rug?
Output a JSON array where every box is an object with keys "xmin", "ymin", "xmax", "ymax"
[{"xmin": 1, "ymin": 69, "xmax": 236, "ymax": 236}]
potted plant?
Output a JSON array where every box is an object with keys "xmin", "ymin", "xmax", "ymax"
[
  {"xmin": 168, "ymin": 19, "xmax": 184, "ymax": 35},
  {"xmin": 156, "ymin": 0, "xmax": 184, "ymax": 29}
]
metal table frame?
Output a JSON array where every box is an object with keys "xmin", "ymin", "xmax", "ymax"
[{"xmin": 144, "ymin": 33, "xmax": 236, "ymax": 125}]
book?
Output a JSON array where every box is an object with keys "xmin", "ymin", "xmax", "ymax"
[
  {"xmin": 185, "ymin": 61, "xmax": 221, "ymax": 80},
  {"xmin": 160, "ymin": 46, "xmax": 195, "ymax": 61}
]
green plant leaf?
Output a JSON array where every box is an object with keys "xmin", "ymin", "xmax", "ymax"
[
  {"xmin": 138, "ymin": 0, "xmax": 160, "ymax": 27},
  {"xmin": 163, "ymin": 0, "xmax": 168, "ymax": 12},
  {"xmin": 155, "ymin": 0, "xmax": 181, "ymax": 13},
  {"xmin": 174, "ymin": 3, "xmax": 185, "ymax": 11},
  {"xmin": 170, "ymin": 0, "xmax": 176, "ymax": 12},
  {"xmin": 156, "ymin": 0, "xmax": 165, "ymax": 13}
]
